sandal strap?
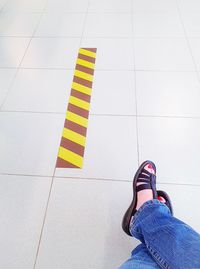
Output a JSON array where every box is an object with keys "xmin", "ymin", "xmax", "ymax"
[
  {"xmin": 138, "ymin": 173, "xmax": 150, "ymax": 179},
  {"xmin": 136, "ymin": 183, "xmax": 151, "ymax": 192},
  {"xmin": 137, "ymin": 178, "xmax": 150, "ymax": 183}
]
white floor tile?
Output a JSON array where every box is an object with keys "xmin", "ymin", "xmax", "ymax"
[
  {"xmin": 188, "ymin": 38, "xmax": 200, "ymax": 71},
  {"xmin": 45, "ymin": 0, "xmax": 89, "ymax": 13},
  {"xmin": 88, "ymin": 0, "xmax": 132, "ymax": 13},
  {"xmin": 0, "ymin": 69, "xmax": 16, "ymax": 106},
  {"xmin": 0, "ymin": 174, "xmax": 51, "ymax": 269},
  {"xmin": 133, "ymin": 14, "xmax": 185, "ymax": 38},
  {"xmin": 133, "ymin": 0, "xmax": 178, "ymax": 14},
  {"xmin": 83, "ymin": 13, "xmax": 132, "ymax": 38},
  {"xmin": 0, "ymin": 37, "xmax": 30, "ymax": 67},
  {"xmin": 90, "ymin": 70, "xmax": 136, "ymax": 115},
  {"xmin": 136, "ymin": 71, "xmax": 200, "ymax": 117},
  {"xmin": 55, "ymin": 115, "xmax": 138, "ymax": 181},
  {"xmin": 3, "ymin": 0, "xmax": 46, "ymax": 12},
  {"xmin": 0, "ymin": 12, "xmax": 41, "ymax": 37},
  {"xmin": 35, "ymin": 13, "xmax": 85, "ymax": 37},
  {"xmin": 21, "ymin": 37, "xmax": 80, "ymax": 68},
  {"xmin": 35, "ymin": 178, "xmax": 135, "ymax": 269},
  {"xmin": 138, "ymin": 116, "xmax": 200, "ymax": 185},
  {"xmin": 134, "ymin": 38, "xmax": 195, "ymax": 71},
  {"xmin": 157, "ymin": 183, "xmax": 200, "ymax": 232},
  {"xmin": 2, "ymin": 69, "xmax": 73, "ymax": 112},
  {"xmin": 0, "ymin": 112, "xmax": 64, "ymax": 176},
  {"xmin": 81, "ymin": 38, "xmax": 134, "ymax": 70}
]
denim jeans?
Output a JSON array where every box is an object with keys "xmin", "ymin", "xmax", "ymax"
[{"xmin": 119, "ymin": 199, "xmax": 200, "ymax": 269}]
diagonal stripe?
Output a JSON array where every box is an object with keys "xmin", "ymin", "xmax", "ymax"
[
  {"xmin": 60, "ymin": 137, "xmax": 85, "ymax": 157},
  {"xmin": 84, "ymin": 48, "xmax": 97, "ymax": 53},
  {"xmin": 77, "ymin": 58, "xmax": 94, "ymax": 69},
  {"xmin": 62, "ymin": 127, "xmax": 86, "ymax": 146},
  {"xmin": 76, "ymin": 64, "xmax": 94, "ymax": 75},
  {"xmin": 79, "ymin": 48, "xmax": 96, "ymax": 58},
  {"xmin": 73, "ymin": 76, "xmax": 92, "ymax": 88},
  {"xmin": 74, "ymin": 70, "xmax": 93, "ymax": 82},
  {"xmin": 66, "ymin": 111, "xmax": 88, "ymax": 127},
  {"xmin": 68, "ymin": 103, "xmax": 89, "ymax": 119},
  {"xmin": 72, "ymin": 82, "xmax": 92, "ymax": 95},
  {"xmin": 56, "ymin": 157, "xmax": 79, "ymax": 168},
  {"xmin": 69, "ymin": 95, "xmax": 90, "ymax": 111},
  {"xmin": 71, "ymin": 89, "xmax": 91, "ymax": 102},
  {"xmin": 65, "ymin": 120, "xmax": 87, "ymax": 136},
  {"xmin": 58, "ymin": 146, "xmax": 83, "ymax": 168},
  {"xmin": 78, "ymin": 53, "xmax": 96, "ymax": 63}
]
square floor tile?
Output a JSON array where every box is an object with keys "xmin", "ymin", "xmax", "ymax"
[
  {"xmin": 134, "ymin": 38, "xmax": 195, "ymax": 71},
  {"xmin": 45, "ymin": 0, "xmax": 89, "ymax": 12},
  {"xmin": 138, "ymin": 117, "xmax": 200, "ymax": 185},
  {"xmin": 0, "ymin": 174, "xmax": 51, "ymax": 269},
  {"xmin": 88, "ymin": 0, "xmax": 132, "ymax": 13},
  {"xmin": 21, "ymin": 37, "xmax": 80, "ymax": 68},
  {"xmin": 55, "ymin": 115, "xmax": 138, "ymax": 181},
  {"xmin": 90, "ymin": 70, "xmax": 136, "ymax": 115},
  {"xmin": 35, "ymin": 13, "xmax": 85, "ymax": 37},
  {"xmin": 136, "ymin": 71, "xmax": 200, "ymax": 117},
  {"xmin": 0, "ymin": 12, "xmax": 41, "ymax": 37},
  {"xmin": 0, "ymin": 37, "xmax": 30, "ymax": 67},
  {"xmin": 133, "ymin": 14, "xmax": 185, "ymax": 38},
  {"xmin": 0, "ymin": 112, "xmax": 64, "ymax": 176},
  {"xmin": 158, "ymin": 183, "xmax": 200, "ymax": 232},
  {"xmin": 35, "ymin": 178, "xmax": 135, "ymax": 269},
  {"xmin": 3, "ymin": 0, "xmax": 47, "ymax": 12},
  {"xmin": 133, "ymin": 0, "xmax": 178, "ymax": 14},
  {"xmin": 81, "ymin": 38, "xmax": 134, "ymax": 70},
  {"xmin": 2, "ymin": 69, "xmax": 73, "ymax": 112},
  {"xmin": 188, "ymin": 38, "xmax": 200, "ymax": 70},
  {"xmin": 83, "ymin": 13, "xmax": 132, "ymax": 38},
  {"xmin": 0, "ymin": 69, "xmax": 16, "ymax": 106}
]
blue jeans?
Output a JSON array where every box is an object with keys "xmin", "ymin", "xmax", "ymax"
[{"xmin": 119, "ymin": 200, "xmax": 200, "ymax": 269}]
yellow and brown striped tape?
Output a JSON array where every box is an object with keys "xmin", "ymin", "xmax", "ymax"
[{"xmin": 56, "ymin": 48, "xmax": 97, "ymax": 168}]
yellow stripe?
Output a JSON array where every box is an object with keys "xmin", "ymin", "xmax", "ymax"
[
  {"xmin": 66, "ymin": 111, "xmax": 88, "ymax": 128},
  {"xmin": 58, "ymin": 146, "xmax": 83, "ymax": 168},
  {"xmin": 69, "ymin": 96, "xmax": 90, "ymax": 111},
  {"xmin": 72, "ymin": 82, "xmax": 92, "ymax": 96},
  {"xmin": 74, "ymin": 70, "xmax": 93, "ymax": 82},
  {"xmin": 77, "ymin": 58, "xmax": 94, "ymax": 69},
  {"xmin": 62, "ymin": 128, "xmax": 86, "ymax": 146},
  {"xmin": 79, "ymin": 48, "xmax": 96, "ymax": 58}
]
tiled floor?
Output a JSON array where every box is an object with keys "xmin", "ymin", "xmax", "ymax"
[{"xmin": 1, "ymin": 0, "xmax": 200, "ymax": 268}]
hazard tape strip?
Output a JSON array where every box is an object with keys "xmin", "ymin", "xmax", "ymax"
[{"xmin": 56, "ymin": 48, "xmax": 97, "ymax": 168}]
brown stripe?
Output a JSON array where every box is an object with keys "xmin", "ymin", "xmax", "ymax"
[
  {"xmin": 73, "ymin": 76, "xmax": 92, "ymax": 88},
  {"xmin": 71, "ymin": 89, "xmax": 91, "ymax": 103},
  {"xmin": 76, "ymin": 64, "xmax": 94, "ymax": 75},
  {"xmin": 65, "ymin": 120, "xmax": 87, "ymax": 137},
  {"xmin": 68, "ymin": 103, "xmax": 89, "ymax": 119},
  {"xmin": 56, "ymin": 157, "xmax": 79, "ymax": 168},
  {"xmin": 60, "ymin": 137, "xmax": 85, "ymax": 157},
  {"xmin": 78, "ymin": 53, "xmax": 96, "ymax": 63},
  {"xmin": 83, "ymin": 48, "xmax": 97, "ymax": 53}
]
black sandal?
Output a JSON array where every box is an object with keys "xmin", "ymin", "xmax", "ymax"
[
  {"xmin": 122, "ymin": 160, "xmax": 158, "ymax": 236},
  {"xmin": 122, "ymin": 160, "xmax": 173, "ymax": 236}
]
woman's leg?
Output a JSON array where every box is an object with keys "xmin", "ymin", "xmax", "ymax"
[
  {"xmin": 119, "ymin": 243, "xmax": 161, "ymax": 269},
  {"xmin": 130, "ymin": 199, "xmax": 200, "ymax": 269}
]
